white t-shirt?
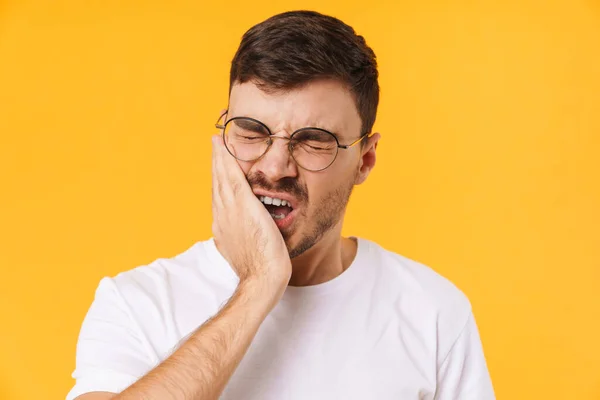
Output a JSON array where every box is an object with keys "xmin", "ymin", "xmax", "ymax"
[{"xmin": 67, "ymin": 238, "xmax": 495, "ymax": 400}]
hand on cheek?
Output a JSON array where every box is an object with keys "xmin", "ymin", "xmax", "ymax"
[{"xmin": 211, "ymin": 135, "xmax": 292, "ymax": 298}]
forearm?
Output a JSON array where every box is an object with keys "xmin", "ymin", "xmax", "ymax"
[{"xmin": 117, "ymin": 279, "xmax": 277, "ymax": 400}]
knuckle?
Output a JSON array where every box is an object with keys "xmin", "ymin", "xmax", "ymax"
[{"xmin": 231, "ymin": 181, "xmax": 242, "ymax": 196}]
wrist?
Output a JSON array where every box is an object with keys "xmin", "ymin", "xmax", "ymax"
[{"xmin": 236, "ymin": 277, "xmax": 285, "ymax": 314}]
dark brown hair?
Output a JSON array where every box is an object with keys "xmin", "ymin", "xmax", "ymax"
[{"xmin": 229, "ymin": 10, "xmax": 379, "ymax": 137}]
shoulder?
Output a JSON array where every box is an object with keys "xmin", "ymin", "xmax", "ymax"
[
  {"xmin": 87, "ymin": 240, "xmax": 207, "ymax": 315},
  {"xmin": 68, "ymin": 242, "xmax": 216, "ymax": 399},
  {"xmin": 365, "ymin": 239, "xmax": 471, "ymax": 312},
  {"xmin": 361, "ymin": 239, "xmax": 474, "ymax": 351},
  {"xmin": 106, "ymin": 240, "xmax": 206, "ymax": 296},
  {"xmin": 89, "ymin": 238, "xmax": 237, "ymax": 334},
  {"xmin": 104, "ymin": 238, "xmax": 235, "ymax": 302},
  {"xmin": 83, "ymin": 239, "xmax": 237, "ymax": 352}
]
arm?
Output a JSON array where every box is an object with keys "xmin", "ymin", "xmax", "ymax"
[
  {"xmin": 75, "ymin": 279, "xmax": 281, "ymax": 400},
  {"xmin": 434, "ymin": 312, "xmax": 495, "ymax": 400},
  {"xmin": 117, "ymin": 278, "xmax": 278, "ymax": 399},
  {"xmin": 72, "ymin": 134, "xmax": 291, "ymax": 399}
]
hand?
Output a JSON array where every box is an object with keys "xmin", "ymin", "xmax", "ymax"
[{"xmin": 211, "ymin": 134, "xmax": 292, "ymax": 300}]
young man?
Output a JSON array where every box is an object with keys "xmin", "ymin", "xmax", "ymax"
[{"xmin": 68, "ymin": 10, "xmax": 495, "ymax": 400}]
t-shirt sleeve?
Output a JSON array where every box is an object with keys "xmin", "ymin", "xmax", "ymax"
[
  {"xmin": 66, "ymin": 277, "xmax": 154, "ymax": 400},
  {"xmin": 434, "ymin": 312, "xmax": 495, "ymax": 400}
]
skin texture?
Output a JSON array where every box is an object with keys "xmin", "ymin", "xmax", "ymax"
[
  {"xmin": 227, "ymin": 79, "xmax": 380, "ymax": 286},
  {"xmin": 74, "ymin": 79, "xmax": 380, "ymax": 400}
]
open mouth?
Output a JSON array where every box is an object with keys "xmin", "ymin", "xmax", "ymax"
[{"xmin": 258, "ymin": 196, "xmax": 294, "ymax": 220}]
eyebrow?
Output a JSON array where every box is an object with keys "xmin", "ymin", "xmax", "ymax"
[
  {"xmin": 232, "ymin": 118, "xmax": 268, "ymax": 132},
  {"xmin": 313, "ymin": 126, "xmax": 340, "ymax": 139},
  {"xmin": 230, "ymin": 115, "xmax": 341, "ymax": 139}
]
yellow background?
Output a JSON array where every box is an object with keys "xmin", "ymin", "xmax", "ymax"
[{"xmin": 1, "ymin": 1, "xmax": 599, "ymax": 399}]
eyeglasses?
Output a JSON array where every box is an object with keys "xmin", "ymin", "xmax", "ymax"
[{"xmin": 215, "ymin": 111, "xmax": 371, "ymax": 172}]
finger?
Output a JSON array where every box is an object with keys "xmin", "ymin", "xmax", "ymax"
[
  {"xmin": 214, "ymin": 135, "xmax": 240, "ymax": 185},
  {"xmin": 226, "ymin": 145, "xmax": 245, "ymax": 197},
  {"xmin": 217, "ymin": 137, "xmax": 250, "ymax": 187},
  {"xmin": 224, "ymin": 145, "xmax": 253, "ymax": 200},
  {"xmin": 214, "ymin": 135, "xmax": 256, "ymax": 206},
  {"xmin": 212, "ymin": 135, "xmax": 224, "ymax": 208},
  {"xmin": 214, "ymin": 133, "xmax": 240, "ymax": 204},
  {"xmin": 211, "ymin": 137, "xmax": 220, "ymax": 237}
]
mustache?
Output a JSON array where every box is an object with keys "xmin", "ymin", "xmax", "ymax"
[{"xmin": 246, "ymin": 172, "xmax": 308, "ymax": 202}]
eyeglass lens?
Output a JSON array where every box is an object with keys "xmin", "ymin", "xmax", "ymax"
[{"xmin": 223, "ymin": 118, "xmax": 339, "ymax": 171}]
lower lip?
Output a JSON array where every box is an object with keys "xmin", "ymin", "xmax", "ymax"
[{"xmin": 271, "ymin": 207, "xmax": 297, "ymax": 231}]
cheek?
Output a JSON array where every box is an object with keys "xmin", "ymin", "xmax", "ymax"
[
  {"xmin": 305, "ymin": 170, "xmax": 346, "ymax": 205},
  {"xmin": 305, "ymin": 178, "xmax": 327, "ymax": 203},
  {"xmin": 333, "ymin": 153, "xmax": 360, "ymax": 176}
]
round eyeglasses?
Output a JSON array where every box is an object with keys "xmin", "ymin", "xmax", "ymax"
[{"xmin": 215, "ymin": 111, "xmax": 371, "ymax": 172}]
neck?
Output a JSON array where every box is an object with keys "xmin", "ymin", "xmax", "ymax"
[{"xmin": 288, "ymin": 226, "xmax": 357, "ymax": 287}]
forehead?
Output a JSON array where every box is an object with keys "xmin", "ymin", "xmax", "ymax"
[{"xmin": 228, "ymin": 79, "xmax": 362, "ymax": 137}]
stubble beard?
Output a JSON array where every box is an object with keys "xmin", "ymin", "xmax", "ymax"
[
  {"xmin": 246, "ymin": 169, "xmax": 357, "ymax": 259},
  {"xmin": 286, "ymin": 175, "xmax": 356, "ymax": 259}
]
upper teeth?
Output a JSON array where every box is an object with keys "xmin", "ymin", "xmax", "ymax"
[{"xmin": 260, "ymin": 196, "xmax": 289, "ymax": 207}]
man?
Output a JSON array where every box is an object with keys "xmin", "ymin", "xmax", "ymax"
[{"xmin": 68, "ymin": 10, "xmax": 495, "ymax": 400}]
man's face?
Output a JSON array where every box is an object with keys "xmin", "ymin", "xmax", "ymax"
[{"xmin": 226, "ymin": 79, "xmax": 376, "ymax": 258}]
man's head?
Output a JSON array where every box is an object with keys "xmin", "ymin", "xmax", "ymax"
[{"xmin": 224, "ymin": 10, "xmax": 380, "ymax": 258}]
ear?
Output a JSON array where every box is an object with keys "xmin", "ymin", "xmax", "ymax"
[{"xmin": 355, "ymin": 132, "xmax": 381, "ymax": 185}]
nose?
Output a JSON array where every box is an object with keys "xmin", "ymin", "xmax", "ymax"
[{"xmin": 253, "ymin": 135, "xmax": 298, "ymax": 181}]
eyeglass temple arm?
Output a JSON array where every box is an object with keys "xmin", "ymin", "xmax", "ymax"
[
  {"xmin": 215, "ymin": 110, "xmax": 228, "ymax": 129},
  {"xmin": 338, "ymin": 131, "xmax": 373, "ymax": 149}
]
